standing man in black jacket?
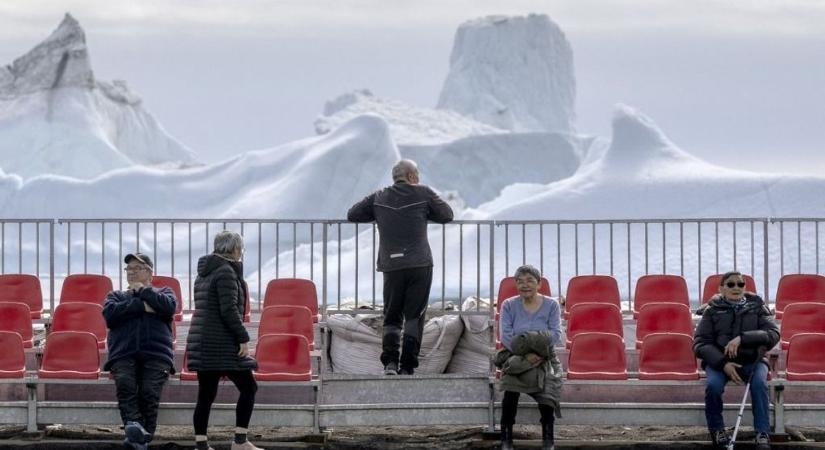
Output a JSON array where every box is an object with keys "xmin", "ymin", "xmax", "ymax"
[
  {"xmin": 103, "ymin": 253, "xmax": 177, "ymax": 450},
  {"xmin": 694, "ymin": 271, "xmax": 779, "ymax": 450},
  {"xmin": 348, "ymin": 159, "xmax": 454, "ymax": 375}
]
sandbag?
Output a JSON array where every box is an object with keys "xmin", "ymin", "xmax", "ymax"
[
  {"xmin": 326, "ymin": 306, "xmax": 464, "ymax": 374},
  {"xmin": 446, "ymin": 296, "xmax": 494, "ymax": 374}
]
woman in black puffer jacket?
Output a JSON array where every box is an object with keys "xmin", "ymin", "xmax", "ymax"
[{"xmin": 186, "ymin": 230, "xmax": 261, "ymax": 450}]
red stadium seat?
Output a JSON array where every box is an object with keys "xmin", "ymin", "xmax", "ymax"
[
  {"xmin": 496, "ymin": 276, "xmax": 551, "ymax": 316},
  {"xmin": 254, "ymin": 333, "xmax": 312, "ymax": 381},
  {"xmin": 52, "ymin": 303, "xmax": 107, "ymax": 349},
  {"xmin": 151, "ymin": 276, "xmax": 183, "ymax": 321},
  {"xmin": 38, "ymin": 331, "xmax": 100, "ymax": 379},
  {"xmin": 566, "ymin": 332, "xmax": 627, "ymax": 380},
  {"xmin": 635, "ymin": 303, "xmax": 694, "ymax": 349},
  {"xmin": 244, "ymin": 287, "xmax": 251, "ymax": 323},
  {"xmin": 0, "ymin": 331, "xmax": 26, "ymax": 378},
  {"xmin": 632, "ymin": 275, "xmax": 689, "ymax": 318},
  {"xmin": 774, "ymin": 274, "xmax": 825, "ymax": 319},
  {"xmin": 638, "ymin": 333, "xmax": 699, "ymax": 380},
  {"xmin": 60, "ymin": 274, "xmax": 113, "ymax": 305},
  {"xmin": 259, "ymin": 306, "xmax": 315, "ymax": 350},
  {"xmin": 0, "ymin": 302, "xmax": 34, "ymax": 348},
  {"xmin": 565, "ymin": 303, "xmax": 623, "ymax": 349},
  {"xmin": 785, "ymin": 333, "xmax": 825, "ymax": 381},
  {"xmin": 0, "ymin": 274, "xmax": 43, "ymax": 318},
  {"xmin": 263, "ymin": 279, "xmax": 319, "ymax": 322},
  {"xmin": 702, "ymin": 274, "xmax": 757, "ymax": 304},
  {"xmin": 564, "ymin": 275, "xmax": 621, "ymax": 318},
  {"xmin": 180, "ymin": 351, "xmax": 197, "ymax": 381},
  {"xmin": 780, "ymin": 303, "xmax": 825, "ymax": 350}
]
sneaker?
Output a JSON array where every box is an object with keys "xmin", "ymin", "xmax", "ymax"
[
  {"xmin": 231, "ymin": 441, "xmax": 264, "ymax": 450},
  {"xmin": 124, "ymin": 421, "xmax": 149, "ymax": 445},
  {"xmin": 755, "ymin": 431, "xmax": 771, "ymax": 450},
  {"xmin": 711, "ymin": 428, "xmax": 730, "ymax": 449},
  {"xmin": 383, "ymin": 362, "xmax": 399, "ymax": 375}
]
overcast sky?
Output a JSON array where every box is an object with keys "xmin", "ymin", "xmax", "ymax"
[{"xmin": 1, "ymin": 0, "xmax": 824, "ymax": 175}]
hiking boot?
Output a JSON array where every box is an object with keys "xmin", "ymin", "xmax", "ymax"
[
  {"xmin": 124, "ymin": 421, "xmax": 150, "ymax": 445},
  {"xmin": 711, "ymin": 428, "xmax": 730, "ymax": 450},
  {"xmin": 398, "ymin": 366, "xmax": 414, "ymax": 375},
  {"xmin": 500, "ymin": 424, "xmax": 514, "ymax": 450},
  {"xmin": 231, "ymin": 441, "xmax": 264, "ymax": 450},
  {"xmin": 755, "ymin": 431, "xmax": 771, "ymax": 450},
  {"xmin": 383, "ymin": 361, "xmax": 399, "ymax": 375}
]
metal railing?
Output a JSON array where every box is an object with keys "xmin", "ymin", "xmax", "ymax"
[{"xmin": 0, "ymin": 217, "xmax": 822, "ymax": 314}]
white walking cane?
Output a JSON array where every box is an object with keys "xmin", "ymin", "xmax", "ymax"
[{"xmin": 728, "ymin": 348, "xmax": 766, "ymax": 450}]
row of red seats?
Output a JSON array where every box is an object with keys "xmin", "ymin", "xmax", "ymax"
[
  {"xmin": 0, "ymin": 330, "xmax": 312, "ymax": 381},
  {"xmin": 0, "ymin": 274, "xmax": 321, "ymax": 323},
  {"xmin": 566, "ymin": 331, "xmax": 825, "ymax": 381},
  {"xmin": 496, "ymin": 273, "xmax": 825, "ymax": 318}
]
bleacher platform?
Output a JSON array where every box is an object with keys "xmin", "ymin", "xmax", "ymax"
[{"xmin": 1, "ymin": 272, "xmax": 824, "ymax": 437}]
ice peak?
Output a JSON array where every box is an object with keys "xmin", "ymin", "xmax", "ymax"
[
  {"xmin": 437, "ymin": 14, "xmax": 576, "ymax": 133},
  {"xmin": 0, "ymin": 12, "xmax": 94, "ymax": 96}
]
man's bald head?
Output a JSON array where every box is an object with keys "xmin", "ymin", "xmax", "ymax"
[{"xmin": 392, "ymin": 159, "xmax": 420, "ymax": 184}]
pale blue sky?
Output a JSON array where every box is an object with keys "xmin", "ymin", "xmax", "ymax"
[{"xmin": 1, "ymin": 1, "xmax": 824, "ymax": 174}]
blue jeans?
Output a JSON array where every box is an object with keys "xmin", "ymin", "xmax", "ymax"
[{"xmin": 705, "ymin": 361, "xmax": 770, "ymax": 433}]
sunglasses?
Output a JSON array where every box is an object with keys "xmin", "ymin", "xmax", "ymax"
[{"xmin": 725, "ymin": 282, "xmax": 746, "ymax": 288}]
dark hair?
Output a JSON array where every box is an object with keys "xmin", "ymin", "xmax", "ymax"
[
  {"xmin": 719, "ymin": 271, "xmax": 743, "ymax": 285},
  {"xmin": 514, "ymin": 265, "xmax": 541, "ymax": 282}
]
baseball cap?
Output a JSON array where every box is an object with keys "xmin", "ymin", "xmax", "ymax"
[{"xmin": 124, "ymin": 252, "xmax": 153, "ymax": 269}]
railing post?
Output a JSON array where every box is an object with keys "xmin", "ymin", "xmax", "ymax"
[
  {"xmin": 763, "ymin": 219, "xmax": 770, "ymax": 307},
  {"xmin": 322, "ymin": 222, "xmax": 328, "ymax": 318},
  {"xmin": 488, "ymin": 221, "xmax": 496, "ymax": 433},
  {"xmin": 49, "ymin": 220, "xmax": 55, "ymax": 313}
]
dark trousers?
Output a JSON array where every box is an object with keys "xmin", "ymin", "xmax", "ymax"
[
  {"xmin": 111, "ymin": 355, "xmax": 172, "ymax": 436},
  {"xmin": 705, "ymin": 361, "xmax": 770, "ymax": 433},
  {"xmin": 501, "ymin": 391, "xmax": 556, "ymax": 427},
  {"xmin": 193, "ymin": 370, "xmax": 258, "ymax": 435},
  {"xmin": 381, "ymin": 266, "xmax": 433, "ymax": 370}
]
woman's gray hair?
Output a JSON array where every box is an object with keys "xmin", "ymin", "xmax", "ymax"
[
  {"xmin": 213, "ymin": 230, "xmax": 244, "ymax": 255},
  {"xmin": 514, "ymin": 264, "xmax": 541, "ymax": 281}
]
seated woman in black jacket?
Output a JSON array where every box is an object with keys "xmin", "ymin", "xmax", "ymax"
[{"xmin": 693, "ymin": 271, "xmax": 779, "ymax": 450}]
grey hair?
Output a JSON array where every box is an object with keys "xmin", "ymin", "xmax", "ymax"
[
  {"xmin": 514, "ymin": 264, "xmax": 541, "ymax": 282},
  {"xmin": 391, "ymin": 159, "xmax": 418, "ymax": 182},
  {"xmin": 213, "ymin": 230, "xmax": 244, "ymax": 255}
]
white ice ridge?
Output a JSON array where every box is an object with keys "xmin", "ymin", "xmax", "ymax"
[
  {"xmin": 0, "ymin": 13, "xmax": 197, "ymax": 180},
  {"xmin": 437, "ymin": 14, "xmax": 576, "ymax": 134}
]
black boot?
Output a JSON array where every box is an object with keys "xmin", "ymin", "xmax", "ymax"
[
  {"xmin": 500, "ymin": 424, "xmax": 514, "ymax": 450},
  {"xmin": 541, "ymin": 422, "xmax": 554, "ymax": 450}
]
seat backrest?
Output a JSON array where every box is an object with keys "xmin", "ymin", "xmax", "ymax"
[
  {"xmin": 780, "ymin": 302, "xmax": 825, "ymax": 349},
  {"xmin": 565, "ymin": 303, "xmax": 623, "ymax": 349},
  {"xmin": 633, "ymin": 275, "xmax": 689, "ymax": 316},
  {"xmin": 60, "ymin": 274, "xmax": 113, "ymax": 305},
  {"xmin": 566, "ymin": 332, "xmax": 627, "ymax": 380},
  {"xmin": 179, "ymin": 351, "xmax": 197, "ymax": 381},
  {"xmin": 496, "ymin": 277, "xmax": 552, "ymax": 314},
  {"xmin": 263, "ymin": 278, "xmax": 318, "ymax": 319},
  {"xmin": 635, "ymin": 302, "xmax": 693, "ymax": 349},
  {"xmin": 0, "ymin": 302, "xmax": 34, "ymax": 347},
  {"xmin": 259, "ymin": 306, "xmax": 314, "ymax": 349},
  {"xmin": 52, "ymin": 302, "xmax": 107, "ymax": 348},
  {"xmin": 0, "ymin": 331, "xmax": 26, "ymax": 378},
  {"xmin": 244, "ymin": 286, "xmax": 251, "ymax": 323},
  {"xmin": 254, "ymin": 333, "xmax": 311, "ymax": 381},
  {"xmin": 775, "ymin": 274, "xmax": 825, "ymax": 318},
  {"xmin": 0, "ymin": 274, "xmax": 43, "ymax": 318},
  {"xmin": 638, "ymin": 333, "xmax": 699, "ymax": 380},
  {"xmin": 38, "ymin": 331, "xmax": 100, "ymax": 379},
  {"xmin": 785, "ymin": 333, "xmax": 825, "ymax": 381},
  {"xmin": 564, "ymin": 275, "xmax": 621, "ymax": 317},
  {"xmin": 151, "ymin": 275, "xmax": 183, "ymax": 321},
  {"xmin": 702, "ymin": 274, "xmax": 757, "ymax": 304}
]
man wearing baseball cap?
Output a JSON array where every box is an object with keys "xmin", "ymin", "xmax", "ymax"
[{"xmin": 102, "ymin": 252, "xmax": 177, "ymax": 450}]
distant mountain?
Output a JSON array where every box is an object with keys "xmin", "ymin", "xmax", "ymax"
[{"xmin": 0, "ymin": 14, "xmax": 197, "ymax": 180}]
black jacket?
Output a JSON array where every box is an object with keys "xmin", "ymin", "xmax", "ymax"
[
  {"xmin": 102, "ymin": 286, "xmax": 176, "ymax": 371},
  {"xmin": 693, "ymin": 293, "xmax": 780, "ymax": 370},
  {"xmin": 185, "ymin": 253, "xmax": 250, "ymax": 371},
  {"xmin": 347, "ymin": 180, "xmax": 453, "ymax": 272}
]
